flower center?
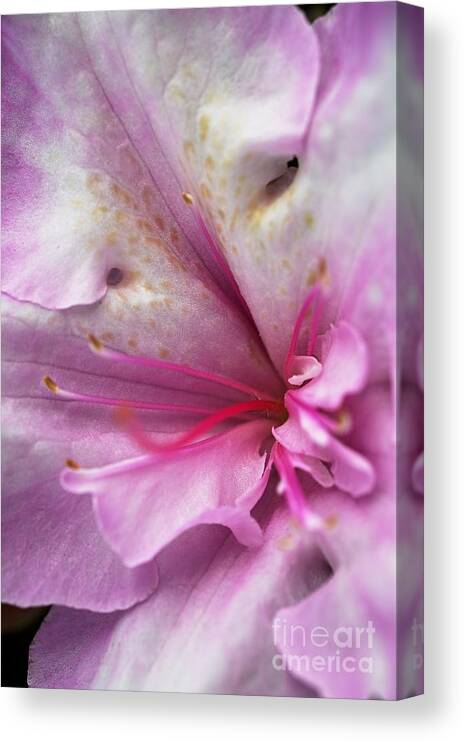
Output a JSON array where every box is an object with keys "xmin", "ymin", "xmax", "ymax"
[{"xmin": 43, "ymin": 268, "xmax": 358, "ymax": 533}]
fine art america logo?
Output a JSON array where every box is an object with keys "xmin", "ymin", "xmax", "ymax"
[{"xmin": 272, "ymin": 618, "xmax": 377, "ymax": 675}]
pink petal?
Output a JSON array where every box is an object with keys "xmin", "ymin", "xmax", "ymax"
[
  {"xmin": 273, "ymin": 408, "xmax": 323, "ymax": 458},
  {"xmin": 329, "ymin": 439, "xmax": 375, "ymax": 498},
  {"xmin": 2, "ymin": 295, "xmax": 231, "ymax": 611},
  {"xmin": 344, "ymin": 383, "xmax": 395, "ymax": 456},
  {"xmin": 1, "ymin": 416, "xmax": 158, "ymax": 612},
  {"xmin": 3, "ymin": 291, "xmax": 180, "ymax": 611},
  {"xmin": 239, "ymin": 2, "xmax": 398, "ymax": 373},
  {"xmin": 309, "ymin": 2, "xmax": 397, "ymax": 346},
  {"xmin": 275, "ymin": 547, "xmax": 397, "ymax": 699},
  {"xmin": 287, "ymin": 355, "xmax": 322, "ymax": 387},
  {"xmin": 218, "ymin": 1, "xmax": 398, "ymax": 373},
  {"xmin": 289, "ymin": 451, "xmax": 333, "ymax": 489},
  {"xmin": 1, "ymin": 13, "xmax": 228, "ymax": 308},
  {"xmin": 286, "ymin": 394, "xmax": 331, "ymax": 449},
  {"xmin": 324, "ymin": 4, "xmax": 423, "ymax": 384},
  {"xmin": 1, "ymin": 14, "xmax": 282, "ymax": 400},
  {"xmin": 273, "ymin": 486, "xmax": 396, "ymax": 701},
  {"xmin": 28, "ymin": 403, "xmax": 423, "ymax": 697},
  {"xmin": 296, "ymin": 322, "xmax": 368, "ymax": 411},
  {"xmin": 2, "ymin": 278, "xmax": 280, "ymax": 414},
  {"xmin": 102, "ymin": 7, "xmax": 320, "ymax": 372},
  {"xmin": 29, "ymin": 499, "xmax": 330, "ymax": 694},
  {"xmin": 274, "ymin": 484, "xmax": 423, "ymax": 699},
  {"xmin": 62, "ymin": 421, "xmax": 272, "ymax": 567},
  {"xmin": 412, "ymin": 453, "xmax": 424, "ymax": 495},
  {"xmin": 276, "ymin": 385, "xmax": 376, "ymax": 498},
  {"xmin": 310, "ymin": 488, "xmax": 396, "ymax": 571}
]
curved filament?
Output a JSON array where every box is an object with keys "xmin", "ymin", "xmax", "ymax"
[
  {"xmin": 89, "ymin": 336, "xmax": 267, "ymax": 400},
  {"xmin": 119, "ymin": 399, "xmax": 283, "ymax": 454}
]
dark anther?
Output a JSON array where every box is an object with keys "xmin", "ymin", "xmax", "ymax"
[
  {"xmin": 106, "ymin": 267, "xmax": 124, "ymax": 286},
  {"xmin": 265, "ymin": 156, "xmax": 299, "ymax": 199}
]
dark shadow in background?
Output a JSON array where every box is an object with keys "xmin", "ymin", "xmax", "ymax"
[
  {"xmin": 299, "ymin": 4, "xmax": 334, "ymax": 23},
  {"xmin": 2, "ymin": 605, "xmax": 49, "ymax": 687}
]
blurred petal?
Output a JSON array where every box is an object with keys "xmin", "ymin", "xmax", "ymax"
[
  {"xmin": 275, "ymin": 546, "xmax": 397, "ymax": 700},
  {"xmin": 329, "ymin": 439, "xmax": 375, "ymax": 497},
  {"xmin": 212, "ymin": 2, "xmax": 395, "ymax": 372},
  {"xmin": 29, "ymin": 498, "xmax": 330, "ymax": 694},
  {"xmin": 289, "ymin": 451, "xmax": 333, "ymax": 489},
  {"xmin": 275, "ymin": 474, "xmax": 423, "ymax": 699}
]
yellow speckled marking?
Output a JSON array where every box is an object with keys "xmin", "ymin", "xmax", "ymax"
[
  {"xmin": 305, "ymin": 211, "xmax": 315, "ymax": 228},
  {"xmin": 324, "ymin": 514, "xmax": 339, "ymax": 530},
  {"xmin": 111, "ymin": 183, "xmax": 134, "ymax": 208},
  {"xmin": 200, "ymin": 183, "xmax": 212, "ymax": 201},
  {"xmin": 198, "ymin": 114, "xmax": 210, "ymax": 142},
  {"xmin": 155, "ymin": 216, "xmax": 165, "ymax": 232},
  {"xmin": 307, "ymin": 257, "xmax": 329, "ymax": 287},
  {"xmin": 276, "ymin": 534, "xmax": 296, "ymax": 551},
  {"xmin": 86, "ymin": 173, "xmax": 102, "ymax": 193},
  {"xmin": 106, "ymin": 231, "xmax": 118, "ymax": 247},
  {"xmin": 170, "ymin": 228, "xmax": 179, "ymax": 245},
  {"xmin": 183, "ymin": 140, "xmax": 195, "ymax": 159},
  {"xmin": 92, "ymin": 205, "xmax": 109, "ymax": 219},
  {"xmin": 101, "ymin": 332, "xmax": 115, "ymax": 342}
]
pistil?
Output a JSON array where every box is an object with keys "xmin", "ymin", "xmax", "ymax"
[{"xmin": 283, "ymin": 285, "xmax": 321, "ymax": 382}]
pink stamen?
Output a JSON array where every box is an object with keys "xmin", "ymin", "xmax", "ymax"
[
  {"xmin": 284, "ymin": 285, "xmax": 321, "ymax": 381},
  {"xmin": 42, "ymin": 376, "xmax": 215, "ymax": 416},
  {"xmin": 273, "ymin": 444, "xmax": 323, "ymax": 530},
  {"xmin": 306, "ymin": 291, "xmax": 323, "ymax": 357},
  {"xmin": 119, "ymin": 399, "xmax": 283, "ymax": 454},
  {"xmin": 89, "ymin": 336, "xmax": 266, "ymax": 400}
]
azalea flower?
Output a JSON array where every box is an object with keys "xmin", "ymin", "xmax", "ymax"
[{"xmin": 1, "ymin": 3, "xmax": 423, "ymax": 699}]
